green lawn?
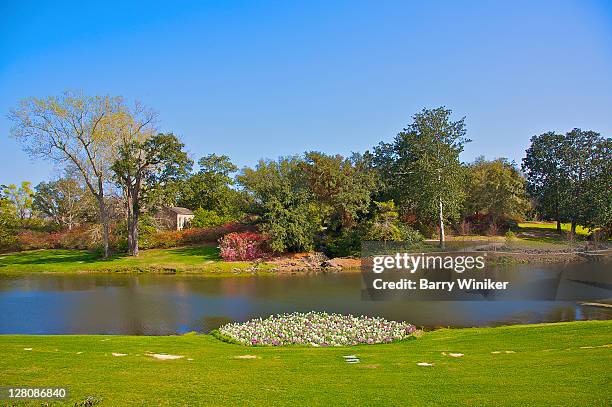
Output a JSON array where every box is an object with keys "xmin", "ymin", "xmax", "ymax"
[
  {"xmin": 0, "ymin": 321, "xmax": 610, "ymax": 406},
  {"xmin": 0, "ymin": 247, "xmax": 271, "ymax": 275},
  {"xmin": 518, "ymin": 221, "xmax": 592, "ymax": 236},
  {"xmin": 509, "ymin": 221, "xmax": 600, "ymax": 248}
]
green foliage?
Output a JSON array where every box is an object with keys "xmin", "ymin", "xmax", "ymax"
[
  {"xmin": 465, "ymin": 157, "xmax": 530, "ymax": 222},
  {"xmin": 523, "ymin": 129, "xmax": 611, "ymax": 231},
  {"xmin": 238, "ymin": 157, "xmax": 320, "ymax": 252},
  {"xmin": 112, "ymin": 132, "xmax": 193, "ymax": 254},
  {"xmin": 33, "ymin": 177, "xmax": 94, "ymax": 229},
  {"xmin": 372, "ymin": 107, "xmax": 468, "ymax": 248},
  {"xmin": 318, "ymin": 227, "xmax": 362, "ymax": 258},
  {"xmin": 191, "ymin": 208, "xmax": 236, "ymax": 228},
  {"xmin": 363, "ymin": 200, "xmax": 424, "ymax": 244},
  {"xmin": 178, "ymin": 154, "xmax": 245, "ymax": 219},
  {"xmin": 3, "ymin": 182, "xmax": 33, "ymax": 221},
  {"xmin": 301, "ymin": 151, "xmax": 378, "ymax": 230},
  {"xmin": 505, "ymin": 230, "xmax": 516, "ymax": 241},
  {"xmin": 374, "ymin": 107, "xmax": 469, "ymax": 228},
  {"xmin": 0, "ymin": 193, "xmax": 19, "ymax": 251}
]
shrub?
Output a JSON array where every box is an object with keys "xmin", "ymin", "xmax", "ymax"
[
  {"xmin": 56, "ymin": 226, "xmax": 97, "ymax": 249},
  {"xmin": 191, "ymin": 208, "xmax": 237, "ymax": 228},
  {"xmin": 319, "ymin": 228, "xmax": 361, "ymax": 258},
  {"xmin": 219, "ymin": 232, "xmax": 268, "ymax": 261},
  {"xmin": 362, "ymin": 200, "xmax": 423, "ymax": 245},
  {"xmin": 148, "ymin": 230, "xmax": 182, "ymax": 248},
  {"xmin": 486, "ymin": 222, "xmax": 500, "ymax": 236},
  {"xmin": 181, "ymin": 222, "xmax": 248, "ymax": 245},
  {"xmin": 400, "ymin": 225, "xmax": 425, "ymax": 245},
  {"xmin": 457, "ymin": 220, "xmax": 473, "ymax": 235},
  {"xmin": 16, "ymin": 230, "xmax": 58, "ymax": 250},
  {"xmin": 504, "ymin": 230, "xmax": 516, "ymax": 243}
]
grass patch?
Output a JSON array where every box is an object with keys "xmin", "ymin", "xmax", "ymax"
[
  {"xmin": 512, "ymin": 221, "xmax": 596, "ymax": 247},
  {"xmin": 518, "ymin": 221, "xmax": 592, "ymax": 236},
  {"xmin": 0, "ymin": 247, "xmax": 272, "ymax": 275},
  {"xmin": 0, "ymin": 321, "xmax": 610, "ymax": 405}
]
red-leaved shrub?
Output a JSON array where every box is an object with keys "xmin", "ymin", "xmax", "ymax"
[
  {"xmin": 219, "ymin": 232, "xmax": 268, "ymax": 261},
  {"xmin": 16, "ymin": 230, "xmax": 58, "ymax": 250}
]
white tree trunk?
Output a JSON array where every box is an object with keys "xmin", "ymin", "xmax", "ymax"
[{"xmin": 438, "ymin": 196, "xmax": 445, "ymax": 249}]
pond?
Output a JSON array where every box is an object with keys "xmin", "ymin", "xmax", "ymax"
[{"xmin": 0, "ymin": 266, "xmax": 610, "ymax": 335}]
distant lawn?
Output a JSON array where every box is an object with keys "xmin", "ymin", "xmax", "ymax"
[
  {"xmin": 518, "ymin": 221, "xmax": 592, "ymax": 236},
  {"xmin": 0, "ymin": 321, "xmax": 610, "ymax": 406},
  {"xmin": 513, "ymin": 221, "xmax": 595, "ymax": 247},
  {"xmin": 0, "ymin": 247, "xmax": 271, "ymax": 275}
]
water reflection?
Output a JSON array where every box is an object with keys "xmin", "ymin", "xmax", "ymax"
[{"xmin": 0, "ymin": 271, "xmax": 610, "ymax": 335}]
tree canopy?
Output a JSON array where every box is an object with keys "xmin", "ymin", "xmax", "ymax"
[{"xmin": 374, "ymin": 107, "xmax": 469, "ymax": 246}]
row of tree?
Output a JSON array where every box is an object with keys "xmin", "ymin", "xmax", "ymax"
[{"xmin": 4, "ymin": 92, "xmax": 610, "ymax": 257}]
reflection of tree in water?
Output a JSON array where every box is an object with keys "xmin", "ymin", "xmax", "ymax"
[
  {"xmin": 544, "ymin": 305, "xmax": 576, "ymax": 323},
  {"xmin": 577, "ymin": 304, "xmax": 612, "ymax": 321}
]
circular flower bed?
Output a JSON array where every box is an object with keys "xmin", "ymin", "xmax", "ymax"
[{"xmin": 218, "ymin": 312, "xmax": 417, "ymax": 346}]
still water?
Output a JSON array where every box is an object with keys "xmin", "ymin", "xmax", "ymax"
[{"xmin": 0, "ymin": 269, "xmax": 610, "ymax": 335}]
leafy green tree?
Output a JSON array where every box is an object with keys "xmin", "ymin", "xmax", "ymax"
[
  {"xmin": 523, "ymin": 129, "xmax": 610, "ymax": 234},
  {"xmin": 238, "ymin": 157, "xmax": 319, "ymax": 252},
  {"xmin": 3, "ymin": 182, "xmax": 34, "ymax": 222},
  {"xmin": 301, "ymin": 151, "xmax": 378, "ymax": 231},
  {"xmin": 112, "ymin": 133, "xmax": 192, "ymax": 256},
  {"xmin": 0, "ymin": 189, "xmax": 18, "ymax": 250},
  {"xmin": 465, "ymin": 157, "xmax": 530, "ymax": 223},
  {"xmin": 33, "ymin": 177, "xmax": 93, "ymax": 230},
  {"xmin": 581, "ymin": 138, "xmax": 611, "ymax": 230},
  {"xmin": 178, "ymin": 154, "xmax": 244, "ymax": 220},
  {"xmin": 191, "ymin": 208, "xmax": 235, "ymax": 228},
  {"xmin": 363, "ymin": 200, "xmax": 422, "ymax": 242},
  {"xmin": 374, "ymin": 107, "xmax": 469, "ymax": 247},
  {"xmin": 522, "ymin": 132, "xmax": 569, "ymax": 232},
  {"xmin": 562, "ymin": 129, "xmax": 610, "ymax": 233}
]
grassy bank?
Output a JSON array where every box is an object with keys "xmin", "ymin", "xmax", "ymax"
[
  {"xmin": 1, "ymin": 321, "xmax": 610, "ymax": 406},
  {"xmin": 0, "ymin": 247, "xmax": 271, "ymax": 275},
  {"xmin": 1, "ymin": 222, "xmax": 608, "ymax": 275},
  {"xmin": 518, "ymin": 221, "xmax": 592, "ymax": 236}
]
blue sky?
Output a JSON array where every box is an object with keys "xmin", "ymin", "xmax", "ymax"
[{"xmin": 1, "ymin": 0, "xmax": 611, "ymax": 185}]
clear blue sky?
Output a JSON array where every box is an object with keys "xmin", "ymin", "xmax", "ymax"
[{"xmin": 1, "ymin": 0, "xmax": 611, "ymax": 186}]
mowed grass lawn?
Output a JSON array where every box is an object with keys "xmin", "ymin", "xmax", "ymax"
[
  {"xmin": 0, "ymin": 247, "xmax": 270, "ymax": 275},
  {"xmin": 518, "ymin": 221, "xmax": 593, "ymax": 236},
  {"xmin": 0, "ymin": 321, "xmax": 610, "ymax": 406}
]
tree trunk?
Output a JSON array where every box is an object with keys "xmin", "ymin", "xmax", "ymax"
[
  {"xmin": 556, "ymin": 220, "xmax": 561, "ymax": 234},
  {"xmin": 126, "ymin": 193, "xmax": 133, "ymax": 255},
  {"xmin": 571, "ymin": 220, "xmax": 577, "ymax": 236},
  {"xmin": 132, "ymin": 181, "xmax": 140, "ymax": 257},
  {"xmin": 438, "ymin": 196, "xmax": 445, "ymax": 249},
  {"xmin": 132, "ymin": 209, "xmax": 139, "ymax": 257},
  {"xmin": 126, "ymin": 178, "xmax": 141, "ymax": 257},
  {"xmin": 99, "ymin": 199, "xmax": 110, "ymax": 259}
]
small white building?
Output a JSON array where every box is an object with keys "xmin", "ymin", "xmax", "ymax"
[{"xmin": 162, "ymin": 207, "xmax": 194, "ymax": 230}]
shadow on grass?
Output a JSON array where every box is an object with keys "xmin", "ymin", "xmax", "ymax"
[
  {"xmin": 166, "ymin": 246, "xmax": 221, "ymax": 261},
  {"xmin": 516, "ymin": 227, "xmax": 582, "ymax": 245},
  {"xmin": 0, "ymin": 250, "xmax": 102, "ymax": 266}
]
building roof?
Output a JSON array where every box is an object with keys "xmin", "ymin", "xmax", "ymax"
[{"xmin": 167, "ymin": 207, "xmax": 194, "ymax": 215}]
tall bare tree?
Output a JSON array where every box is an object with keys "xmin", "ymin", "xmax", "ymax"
[{"xmin": 8, "ymin": 91, "xmax": 122, "ymax": 258}]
